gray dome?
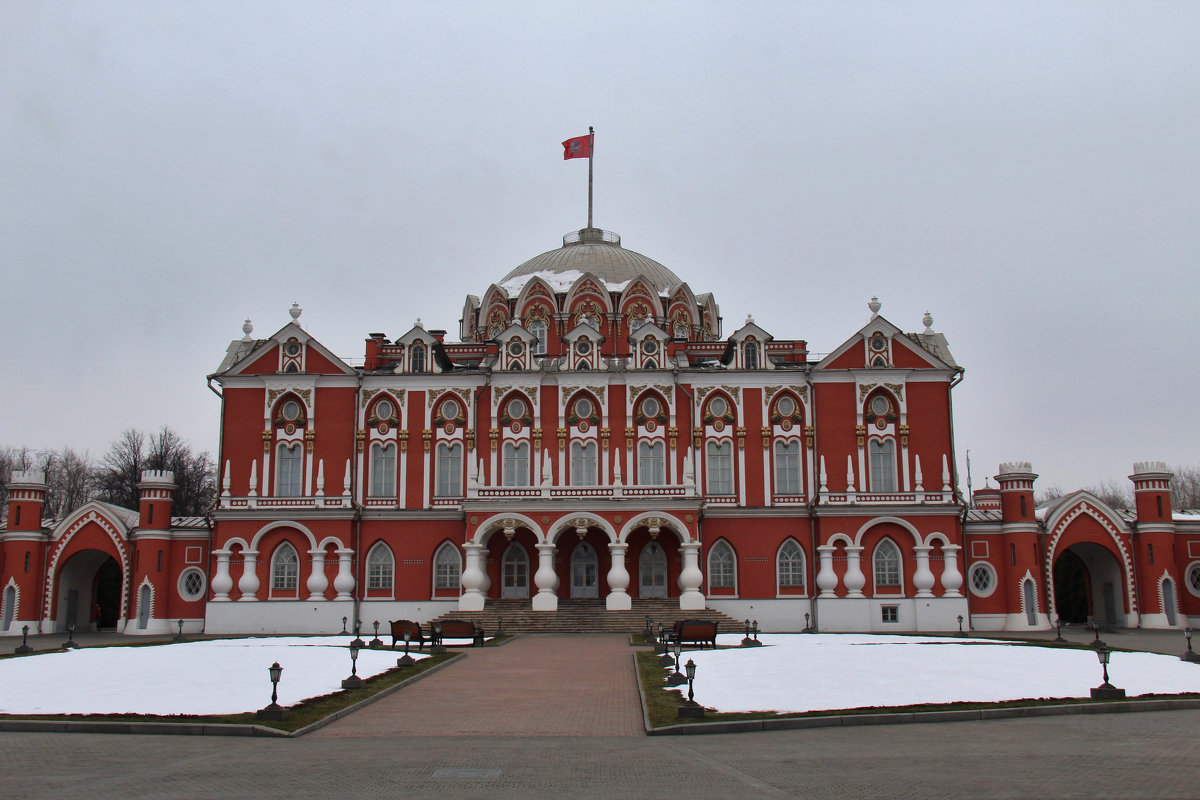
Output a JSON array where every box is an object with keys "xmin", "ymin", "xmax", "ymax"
[{"xmin": 500, "ymin": 228, "xmax": 682, "ymax": 294}]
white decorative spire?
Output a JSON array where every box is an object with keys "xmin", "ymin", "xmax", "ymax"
[
  {"xmin": 241, "ymin": 319, "xmax": 254, "ymax": 341},
  {"xmin": 343, "ymin": 459, "xmax": 352, "ymax": 497},
  {"xmin": 846, "ymin": 455, "xmax": 856, "ymax": 494},
  {"xmin": 612, "ymin": 456, "xmax": 622, "ymax": 487},
  {"xmin": 745, "ymin": 313, "xmax": 754, "ymax": 326},
  {"xmin": 315, "ymin": 459, "xmax": 325, "ymax": 496},
  {"xmin": 941, "ymin": 454, "xmax": 952, "ymax": 492},
  {"xmin": 477, "ymin": 455, "xmax": 486, "ymax": 487},
  {"xmin": 922, "ymin": 311, "xmax": 933, "ymax": 333},
  {"xmin": 289, "ymin": 302, "xmax": 302, "ymax": 322},
  {"xmin": 415, "ymin": 317, "xmax": 423, "ymax": 329},
  {"xmin": 819, "ymin": 455, "xmax": 828, "ymax": 494},
  {"xmin": 868, "ymin": 296, "xmax": 881, "ymax": 318},
  {"xmin": 542, "ymin": 450, "xmax": 553, "ymax": 487},
  {"xmin": 913, "ymin": 455, "xmax": 924, "ymax": 493},
  {"xmin": 248, "ymin": 460, "xmax": 258, "ymax": 497},
  {"xmin": 221, "ymin": 460, "xmax": 231, "ymax": 497}
]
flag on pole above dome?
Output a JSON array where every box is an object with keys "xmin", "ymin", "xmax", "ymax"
[{"xmin": 562, "ymin": 134, "xmax": 592, "ymax": 160}]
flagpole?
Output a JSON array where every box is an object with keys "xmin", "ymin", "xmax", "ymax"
[{"xmin": 587, "ymin": 126, "xmax": 594, "ymax": 229}]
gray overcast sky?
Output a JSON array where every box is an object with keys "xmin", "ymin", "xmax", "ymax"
[{"xmin": 2, "ymin": 1, "xmax": 1197, "ymax": 495}]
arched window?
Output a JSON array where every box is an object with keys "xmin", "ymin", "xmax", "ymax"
[
  {"xmin": 873, "ymin": 539, "xmax": 901, "ymax": 590},
  {"xmin": 369, "ymin": 443, "xmax": 396, "ymax": 497},
  {"xmin": 529, "ymin": 320, "xmax": 548, "ymax": 355},
  {"xmin": 774, "ymin": 440, "xmax": 801, "ymax": 495},
  {"xmin": 276, "ymin": 444, "xmax": 302, "ymax": 497},
  {"xmin": 435, "ymin": 443, "xmax": 463, "ymax": 497},
  {"xmin": 708, "ymin": 540, "xmax": 736, "ymax": 590},
  {"xmin": 638, "ymin": 441, "xmax": 665, "ymax": 485},
  {"xmin": 744, "ymin": 341, "xmax": 759, "ymax": 369},
  {"xmin": 778, "ymin": 539, "xmax": 805, "ymax": 589},
  {"xmin": 411, "ymin": 344, "xmax": 426, "ymax": 373},
  {"xmin": 271, "ymin": 542, "xmax": 299, "ymax": 592},
  {"xmin": 706, "ymin": 441, "xmax": 733, "ymax": 495},
  {"xmin": 434, "ymin": 542, "xmax": 462, "ymax": 591},
  {"xmin": 366, "ymin": 542, "xmax": 394, "ymax": 590},
  {"xmin": 571, "ymin": 441, "xmax": 597, "ymax": 485},
  {"xmin": 503, "ymin": 442, "xmax": 530, "ymax": 486},
  {"xmin": 868, "ymin": 439, "xmax": 897, "ymax": 492}
]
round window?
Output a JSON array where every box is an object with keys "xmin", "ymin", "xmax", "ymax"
[
  {"xmin": 284, "ymin": 341, "xmax": 301, "ymax": 357},
  {"xmin": 507, "ymin": 398, "xmax": 525, "ymax": 419},
  {"xmin": 710, "ymin": 396, "xmax": 727, "ymax": 417},
  {"xmin": 968, "ymin": 563, "xmax": 996, "ymax": 598},
  {"xmin": 1187, "ymin": 561, "xmax": 1200, "ymax": 597},
  {"xmin": 871, "ymin": 396, "xmax": 890, "ymax": 417},
  {"xmin": 643, "ymin": 339, "xmax": 658, "ymax": 355},
  {"xmin": 376, "ymin": 400, "xmax": 393, "ymax": 420},
  {"xmin": 508, "ymin": 341, "xmax": 525, "ymax": 357},
  {"xmin": 575, "ymin": 339, "xmax": 592, "ymax": 356},
  {"xmin": 178, "ymin": 568, "xmax": 206, "ymax": 601},
  {"xmin": 575, "ymin": 397, "xmax": 593, "ymax": 418},
  {"xmin": 442, "ymin": 398, "xmax": 459, "ymax": 420},
  {"xmin": 642, "ymin": 397, "xmax": 660, "ymax": 418},
  {"xmin": 871, "ymin": 335, "xmax": 887, "ymax": 351},
  {"xmin": 777, "ymin": 396, "xmax": 795, "ymax": 417},
  {"xmin": 281, "ymin": 400, "xmax": 301, "ymax": 421}
]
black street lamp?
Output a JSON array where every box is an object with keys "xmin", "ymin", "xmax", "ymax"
[
  {"xmin": 666, "ymin": 640, "xmax": 686, "ymax": 686},
  {"xmin": 643, "ymin": 616, "xmax": 654, "ymax": 644},
  {"xmin": 173, "ymin": 619, "xmax": 186, "ymax": 642},
  {"xmin": 741, "ymin": 618, "xmax": 754, "ymax": 647},
  {"xmin": 655, "ymin": 623, "xmax": 666, "ymax": 655},
  {"xmin": 803, "ymin": 612, "xmax": 812, "ymax": 633},
  {"xmin": 1054, "ymin": 617, "xmax": 1066, "ymax": 643},
  {"xmin": 370, "ymin": 620, "xmax": 383, "ymax": 648},
  {"xmin": 397, "ymin": 630, "xmax": 415, "ymax": 667},
  {"xmin": 677, "ymin": 658, "xmax": 704, "ymax": 719},
  {"xmin": 342, "ymin": 642, "xmax": 363, "ymax": 689},
  {"xmin": 1089, "ymin": 645, "xmax": 1125, "ymax": 700},
  {"xmin": 341, "ymin": 616, "xmax": 348, "ymax": 635},
  {"xmin": 748, "ymin": 619, "xmax": 762, "ymax": 646},
  {"xmin": 1089, "ymin": 619, "xmax": 1105, "ymax": 649},
  {"xmin": 1182, "ymin": 628, "xmax": 1200, "ymax": 664},
  {"xmin": 351, "ymin": 619, "xmax": 365, "ymax": 648},
  {"xmin": 63, "ymin": 622, "xmax": 78, "ymax": 650},
  {"xmin": 14, "ymin": 624, "xmax": 32, "ymax": 654},
  {"xmin": 956, "ymin": 614, "xmax": 964, "ymax": 637},
  {"xmin": 256, "ymin": 661, "xmax": 288, "ymax": 720}
]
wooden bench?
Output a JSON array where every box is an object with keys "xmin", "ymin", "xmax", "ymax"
[
  {"xmin": 667, "ymin": 619, "xmax": 719, "ymax": 649},
  {"xmin": 431, "ymin": 619, "xmax": 485, "ymax": 648},
  {"xmin": 389, "ymin": 619, "xmax": 426, "ymax": 650}
]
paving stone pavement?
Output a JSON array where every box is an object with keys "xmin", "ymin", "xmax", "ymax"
[{"xmin": 312, "ymin": 633, "xmax": 644, "ymax": 737}]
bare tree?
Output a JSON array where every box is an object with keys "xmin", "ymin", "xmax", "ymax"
[
  {"xmin": 91, "ymin": 427, "xmax": 216, "ymax": 517},
  {"xmin": 1084, "ymin": 478, "xmax": 1133, "ymax": 509},
  {"xmin": 38, "ymin": 447, "xmax": 93, "ymax": 518},
  {"xmin": 92, "ymin": 429, "xmax": 146, "ymax": 511},
  {"xmin": 1035, "ymin": 484, "xmax": 1064, "ymax": 507},
  {"xmin": 1169, "ymin": 464, "xmax": 1200, "ymax": 510}
]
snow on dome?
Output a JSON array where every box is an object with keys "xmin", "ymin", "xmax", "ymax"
[{"xmin": 498, "ymin": 228, "xmax": 682, "ymax": 296}]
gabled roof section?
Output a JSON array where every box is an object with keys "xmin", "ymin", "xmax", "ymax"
[
  {"xmin": 562, "ymin": 321, "xmax": 607, "ymax": 343},
  {"xmin": 1041, "ymin": 490, "xmax": 1132, "ymax": 534},
  {"xmin": 729, "ymin": 315, "xmax": 773, "ymax": 343},
  {"xmin": 496, "ymin": 322, "xmax": 536, "ymax": 343},
  {"xmin": 628, "ymin": 321, "xmax": 669, "ymax": 343},
  {"xmin": 816, "ymin": 312, "xmax": 958, "ymax": 372},
  {"xmin": 51, "ymin": 500, "xmax": 139, "ymax": 541},
  {"xmin": 394, "ymin": 322, "xmax": 433, "ymax": 346},
  {"xmin": 216, "ymin": 320, "xmax": 355, "ymax": 378}
]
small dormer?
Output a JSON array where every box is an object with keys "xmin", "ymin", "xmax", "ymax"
[
  {"xmin": 560, "ymin": 322, "xmax": 607, "ymax": 372},
  {"xmin": 727, "ymin": 314, "xmax": 774, "ymax": 370},
  {"xmin": 394, "ymin": 320, "xmax": 439, "ymax": 375},
  {"xmin": 213, "ymin": 305, "xmax": 355, "ymax": 379},
  {"xmin": 627, "ymin": 321, "xmax": 669, "ymax": 370},
  {"xmin": 495, "ymin": 323, "xmax": 538, "ymax": 371}
]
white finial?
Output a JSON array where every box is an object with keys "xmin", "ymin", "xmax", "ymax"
[
  {"xmin": 242, "ymin": 319, "xmax": 254, "ymax": 340},
  {"xmin": 745, "ymin": 313, "xmax": 754, "ymax": 325},
  {"xmin": 415, "ymin": 317, "xmax": 423, "ymax": 329},
  {"xmin": 542, "ymin": 450, "xmax": 553, "ymax": 487},
  {"xmin": 868, "ymin": 296, "xmax": 881, "ymax": 318},
  {"xmin": 289, "ymin": 302, "xmax": 302, "ymax": 322},
  {"xmin": 913, "ymin": 455, "xmax": 924, "ymax": 493},
  {"xmin": 819, "ymin": 455, "xmax": 828, "ymax": 494},
  {"xmin": 315, "ymin": 460, "xmax": 325, "ymax": 496},
  {"xmin": 846, "ymin": 454, "xmax": 856, "ymax": 494},
  {"xmin": 343, "ymin": 459, "xmax": 352, "ymax": 496},
  {"xmin": 612, "ymin": 457, "xmax": 622, "ymax": 487},
  {"xmin": 248, "ymin": 460, "xmax": 258, "ymax": 497},
  {"xmin": 922, "ymin": 311, "xmax": 933, "ymax": 333},
  {"xmin": 221, "ymin": 460, "xmax": 231, "ymax": 497}
]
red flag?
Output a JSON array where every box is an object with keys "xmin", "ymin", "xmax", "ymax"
[{"xmin": 563, "ymin": 134, "xmax": 591, "ymax": 160}]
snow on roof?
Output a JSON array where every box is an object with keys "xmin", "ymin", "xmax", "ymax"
[{"xmin": 499, "ymin": 269, "xmax": 634, "ymax": 297}]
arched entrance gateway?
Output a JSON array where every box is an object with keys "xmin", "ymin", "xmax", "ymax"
[
  {"xmin": 56, "ymin": 550, "xmax": 124, "ymax": 631},
  {"xmin": 1053, "ymin": 543, "xmax": 1126, "ymax": 626}
]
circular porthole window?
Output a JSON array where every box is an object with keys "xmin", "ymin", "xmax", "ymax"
[
  {"xmin": 710, "ymin": 396, "xmax": 728, "ymax": 417},
  {"xmin": 1186, "ymin": 561, "xmax": 1200, "ymax": 598},
  {"xmin": 575, "ymin": 339, "xmax": 592, "ymax": 356},
  {"xmin": 777, "ymin": 396, "xmax": 795, "ymax": 417},
  {"xmin": 871, "ymin": 396, "xmax": 890, "ymax": 417},
  {"xmin": 442, "ymin": 398, "xmax": 459, "ymax": 420},
  {"xmin": 575, "ymin": 397, "xmax": 593, "ymax": 418},
  {"xmin": 284, "ymin": 340, "xmax": 301, "ymax": 357},
  {"xmin": 968, "ymin": 563, "xmax": 996, "ymax": 598},
  {"xmin": 642, "ymin": 397, "xmax": 660, "ymax": 418},
  {"xmin": 281, "ymin": 400, "xmax": 301, "ymax": 421},
  {"xmin": 375, "ymin": 400, "xmax": 393, "ymax": 420},
  {"xmin": 178, "ymin": 568, "xmax": 206, "ymax": 601},
  {"xmin": 508, "ymin": 341, "xmax": 525, "ymax": 357},
  {"xmin": 507, "ymin": 398, "xmax": 525, "ymax": 419},
  {"xmin": 870, "ymin": 335, "xmax": 887, "ymax": 352},
  {"xmin": 643, "ymin": 339, "xmax": 658, "ymax": 355}
]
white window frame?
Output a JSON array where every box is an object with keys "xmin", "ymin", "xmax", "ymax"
[
  {"xmin": 638, "ymin": 440, "xmax": 665, "ymax": 485},
  {"xmin": 366, "ymin": 543, "xmax": 394, "ymax": 591},
  {"xmin": 571, "ymin": 441, "xmax": 597, "ymax": 485},
  {"xmin": 411, "ymin": 344, "xmax": 426, "ymax": 373},
  {"xmin": 503, "ymin": 441, "xmax": 530, "ymax": 486},
  {"xmin": 708, "ymin": 540, "xmax": 736, "ymax": 591},
  {"xmin": 968, "ymin": 561, "xmax": 997, "ymax": 598},
  {"xmin": 276, "ymin": 443, "xmax": 302, "ymax": 497},
  {"xmin": 1185, "ymin": 560, "xmax": 1200, "ymax": 598},
  {"xmin": 873, "ymin": 539, "xmax": 902, "ymax": 592},
  {"xmin": 777, "ymin": 539, "xmax": 805, "ymax": 591},
  {"xmin": 270, "ymin": 542, "xmax": 299, "ymax": 594},
  {"xmin": 433, "ymin": 542, "xmax": 462, "ymax": 592},
  {"xmin": 774, "ymin": 440, "xmax": 801, "ymax": 495},
  {"xmin": 868, "ymin": 438, "xmax": 897, "ymax": 492},
  {"xmin": 435, "ymin": 442, "xmax": 463, "ymax": 497},
  {"xmin": 744, "ymin": 341, "xmax": 759, "ymax": 369},
  {"xmin": 369, "ymin": 443, "xmax": 396, "ymax": 497},
  {"xmin": 177, "ymin": 567, "xmax": 206, "ymax": 601},
  {"xmin": 529, "ymin": 320, "xmax": 548, "ymax": 355},
  {"xmin": 706, "ymin": 440, "xmax": 734, "ymax": 495}
]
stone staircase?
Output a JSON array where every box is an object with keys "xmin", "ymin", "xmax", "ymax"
[{"xmin": 428, "ymin": 598, "xmax": 745, "ymax": 636}]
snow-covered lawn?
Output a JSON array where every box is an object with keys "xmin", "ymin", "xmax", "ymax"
[
  {"xmin": 670, "ymin": 634, "xmax": 1200, "ymax": 714},
  {"xmin": 0, "ymin": 637, "xmax": 428, "ymax": 716}
]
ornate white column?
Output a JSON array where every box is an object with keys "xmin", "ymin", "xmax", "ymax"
[
  {"xmin": 816, "ymin": 544, "xmax": 839, "ymax": 597},
  {"xmin": 211, "ymin": 550, "xmax": 233, "ymax": 601},
  {"xmin": 939, "ymin": 544, "xmax": 963, "ymax": 597},
  {"xmin": 533, "ymin": 542, "xmax": 559, "ymax": 611},
  {"xmin": 606, "ymin": 542, "xmax": 631, "ymax": 610},
  {"xmin": 333, "ymin": 548, "xmax": 355, "ymax": 600},
  {"xmin": 306, "ymin": 549, "xmax": 329, "ymax": 600},
  {"xmin": 677, "ymin": 541, "xmax": 705, "ymax": 610},
  {"xmin": 913, "ymin": 545, "xmax": 935, "ymax": 597},
  {"xmin": 237, "ymin": 551, "xmax": 260, "ymax": 601},
  {"xmin": 843, "ymin": 545, "xmax": 865, "ymax": 598},
  {"xmin": 459, "ymin": 542, "xmax": 487, "ymax": 611}
]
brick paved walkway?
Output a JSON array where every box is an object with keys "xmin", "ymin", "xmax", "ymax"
[{"xmin": 312, "ymin": 633, "xmax": 644, "ymax": 737}]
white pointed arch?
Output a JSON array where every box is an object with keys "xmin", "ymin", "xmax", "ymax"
[
  {"xmin": 563, "ymin": 271, "xmax": 615, "ymax": 317},
  {"xmin": 1043, "ymin": 495, "xmax": 1137, "ymax": 620},
  {"xmin": 776, "ymin": 537, "xmax": 806, "ymax": 592},
  {"xmin": 365, "ymin": 540, "xmax": 395, "ymax": 591},
  {"xmin": 42, "ymin": 504, "xmax": 132, "ymax": 626},
  {"xmin": 514, "ymin": 275, "xmax": 560, "ymax": 319}
]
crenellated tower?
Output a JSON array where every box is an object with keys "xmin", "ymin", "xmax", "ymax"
[
  {"xmin": 996, "ymin": 461, "xmax": 1047, "ymax": 629},
  {"xmin": 1129, "ymin": 461, "xmax": 1181, "ymax": 627},
  {"xmin": 1, "ymin": 470, "xmax": 49, "ymax": 634},
  {"xmin": 127, "ymin": 470, "xmax": 177, "ymax": 635}
]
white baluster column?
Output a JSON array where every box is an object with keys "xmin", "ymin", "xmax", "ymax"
[
  {"xmin": 605, "ymin": 542, "xmax": 631, "ymax": 610},
  {"xmin": 843, "ymin": 546, "xmax": 865, "ymax": 598},
  {"xmin": 939, "ymin": 544, "xmax": 963, "ymax": 597},
  {"xmin": 211, "ymin": 550, "xmax": 233, "ymax": 601},
  {"xmin": 306, "ymin": 549, "xmax": 329, "ymax": 600},
  {"xmin": 333, "ymin": 548, "xmax": 355, "ymax": 600},
  {"xmin": 459, "ymin": 542, "xmax": 487, "ymax": 611},
  {"xmin": 913, "ymin": 545, "xmax": 935, "ymax": 597},
  {"xmin": 533, "ymin": 542, "xmax": 559, "ymax": 611},
  {"xmin": 237, "ymin": 551, "xmax": 260, "ymax": 601},
  {"xmin": 816, "ymin": 544, "xmax": 839, "ymax": 598},
  {"xmin": 677, "ymin": 541, "xmax": 705, "ymax": 610}
]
